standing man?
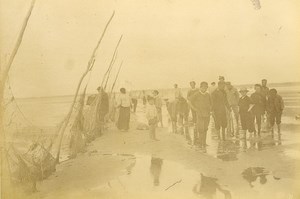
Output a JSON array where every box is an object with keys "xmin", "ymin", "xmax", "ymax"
[
  {"xmin": 190, "ymin": 82, "xmax": 212, "ymax": 149},
  {"xmin": 187, "ymin": 81, "xmax": 199, "ymax": 127},
  {"xmin": 261, "ymin": 79, "xmax": 269, "ymax": 99},
  {"xmin": 117, "ymin": 88, "xmax": 131, "ymax": 131},
  {"xmin": 225, "ymin": 82, "xmax": 240, "ymax": 136},
  {"xmin": 96, "ymin": 87, "xmax": 109, "ymax": 136},
  {"xmin": 238, "ymin": 88, "xmax": 254, "ymax": 139},
  {"xmin": 174, "ymin": 84, "xmax": 182, "ymax": 100},
  {"xmin": 267, "ymin": 89, "xmax": 284, "ymax": 134},
  {"xmin": 209, "ymin": 82, "xmax": 217, "ymax": 130},
  {"xmin": 146, "ymin": 96, "xmax": 159, "ymax": 140},
  {"xmin": 130, "ymin": 92, "xmax": 138, "ymax": 113},
  {"xmin": 261, "ymin": 79, "xmax": 270, "ymax": 129},
  {"xmin": 211, "ymin": 81, "xmax": 230, "ymax": 141},
  {"xmin": 208, "ymin": 82, "xmax": 217, "ymax": 94},
  {"xmin": 153, "ymin": 90, "xmax": 163, "ymax": 127},
  {"xmin": 219, "ymin": 76, "xmax": 225, "ymax": 82},
  {"xmin": 250, "ymin": 84, "xmax": 266, "ymax": 137},
  {"xmin": 141, "ymin": 90, "xmax": 147, "ymax": 108}
]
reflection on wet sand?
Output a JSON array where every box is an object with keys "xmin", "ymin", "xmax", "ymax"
[
  {"xmin": 126, "ymin": 158, "xmax": 136, "ymax": 175},
  {"xmin": 216, "ymin": 140, "xmax": 239, "ymax": 161},
  {"xmin": 193, "ymin": 173, "xmax": 231, "ymax": 199},
  {"xmin": 241, "ymin": 167, "xmax": 281, "ymax": 188},
  {"xmin": 248, "ymin": 133, "xmax": 282, "ymax": 151},
  {"xmin": 242, "ymin": 167, "xmax": 268, "ymax": 187},
  {"xmin": 150, "ymin": 157, "xmax": 163, "ymax": 186},
  {"xmin": 189, "ymin": 120, "xmax": 285, "ymax": 162}
]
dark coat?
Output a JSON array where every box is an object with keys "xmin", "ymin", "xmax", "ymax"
[
  {"xmin": 190, "ymin": 91, "xmax": 212, "ymax": 117},
  {"xmin": 211, "ymin": 89, "xmax": 230, "ymax": 114},
  {"xmin": 267, "ymin": 94, "xmax": 284, "ymax": 114},
  {"xmin": 250, "ymin": 92, "xmax": 266, "ymax": 115},
  {"xmin": 238, "ymin": 96, "xmax": 252, "ymax": 114}
]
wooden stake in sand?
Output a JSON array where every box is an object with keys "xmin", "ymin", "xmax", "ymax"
[
  {"xmin": 110, "ymin": 60, "xmax": 124, "ymax": 94},
  {"xmin": 101, "ymin": 35, "xmax": 123, "ymax": 89},
  {"xmin": 0, "ymin": 0, "xmax": 36, "ymax": 197},
  {"xmin": 55, "ymin": 11, "xmax": 115, "ymax": 163}
]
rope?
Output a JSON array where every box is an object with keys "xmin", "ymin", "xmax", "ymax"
[{"xmin": 6, "ymin": 75, "xmax": 38, "ymax": 128}]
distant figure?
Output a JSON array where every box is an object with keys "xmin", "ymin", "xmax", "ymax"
[
  {"xmin": 130, "ymin": 92, "xmax": 138, "ymax": 113},
  {"xmin": 117, "ymin": 88, "xmax": 131, "ymax": 131},
  {"xmin": 190, "ymin": 82, "xmax": 212, "ymax": 148},
  {"xmin": 225, "ymin": 82, "xmax": 240, "ymax": 136},
  {"xmin": 211, "ymin": 81, "xmax": 230, "ymax": 140},
  {"xmin": 153, "ymin": 90, "xmax": 163, "ymax": 127},
  {"xmin": 208, "ymin": 82, "xmax": 217, "ymax": 94},
  {"xmin": 146, "ymin": 96, "xmax": 158, "ymax": 140},
  {"xmin": 219, "ymin": 76, "xmax": 225, "ymax": 82},
  {"xmin": 141, "ymin": 90, "xmax": 147, "ymax": 107},
  {"xmin": 209, "ymin": 82, "xmax": 217, "ymax": 130},
  {"xmin": 174, "ymin": 84, "xmax": 182, "ymax": 100},
  {"xmin": 261, "ymin": 79, "xmax": 270, "ymax": 129},
  {"xmin": 261, "ymin": 79, "xmax": 269, "ymax": 99},
  {"xmin": 250, "ymin": 84, "xmax": 266, "ymax": 136},
  {"xmin": 267, "ymin": 89, "xmax": 284, "ymax": 134},
  {"xmin": 96, "ymin": 87, "xmax": 109, "ymax": 136},
  {"xmin": 187, "ymin": 81, "xmax": 199, "ymax": 125},
  {"xmin": 238, "ymin": 88, "xmax": 254, "ymax": 139}
]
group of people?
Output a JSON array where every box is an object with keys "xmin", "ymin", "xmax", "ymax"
[
  {"xmin": 98, "ymin": 77, "xmax": 284, "ymax": 148},
  {"xmin": 186, "ymin": 77, "xmax": 284, "ymax": 149}
]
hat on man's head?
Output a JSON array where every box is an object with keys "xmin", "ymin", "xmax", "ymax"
[{"xmin": 239, "ymin": 87, "xmax": 249, "ymax": 93}]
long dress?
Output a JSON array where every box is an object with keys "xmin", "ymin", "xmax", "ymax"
[{"xmin": 117, "ymin": 93, "xmax": 131, "ymax": 130}]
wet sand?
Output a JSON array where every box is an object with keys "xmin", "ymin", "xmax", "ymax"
[{"xmin": 23, "ymin": 107, "xmax": 300, "ymax": 199}]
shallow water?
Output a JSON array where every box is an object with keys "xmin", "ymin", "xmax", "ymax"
[
  {"xmin": 5, "ymin": 85, "xmax": 300, "ymax": 199},
  {"xmin": 90, "ymin": 154, "xmax": 230, "ymax": 199},
  {"xmin": 86, "ymin": 153, "xmax": 294, "ymax": 199}
]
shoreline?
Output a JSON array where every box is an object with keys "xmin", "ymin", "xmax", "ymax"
[{"xmin": 17, "ymin": 113, "xmax": 300, "ymax": 199}]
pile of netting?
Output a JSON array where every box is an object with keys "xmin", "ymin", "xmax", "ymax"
[{"xmin": 3, "ymin": 86, "xmax": 113, "ymax": 195}]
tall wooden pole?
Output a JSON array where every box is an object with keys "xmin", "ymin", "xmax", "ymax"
[
  {"xmin": 0, "ymin": 1, "xmax": 36, "ymax": 198},
  {"xmin": 55, "ymin": 11, "xmax": 115, "ymax": 163},
  {"xmin": 100, "ymin": 35, "xmax": 123, "ymax": 88},
  {"xmin": 110, "ymin": 60, "xmax": 124, "ymax": 93}
]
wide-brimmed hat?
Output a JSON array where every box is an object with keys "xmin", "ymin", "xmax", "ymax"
[{"xmin": 239, "ymin": 88, "xmax": 249, "ymax": 93}]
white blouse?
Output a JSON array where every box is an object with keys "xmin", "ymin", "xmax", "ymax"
[{"xmin": 117, "ymin": 93, "xmax": 131, "ymax": 107}]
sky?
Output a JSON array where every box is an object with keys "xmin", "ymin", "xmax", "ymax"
[{"xmin": 0, "ymin": 0, "xmax": 300, "ymax": 98}]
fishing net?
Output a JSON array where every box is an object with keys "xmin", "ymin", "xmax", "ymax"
[
  {"xmin": 69, "ymin": 89, "xmax": 87, "ymax": 158},
  {"xmin": 3, "ymin": 85, "xmax": 58, "ymax": 193}
]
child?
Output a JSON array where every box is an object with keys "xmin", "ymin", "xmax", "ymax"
[
  {"xmin": 238, "ymin": 88, "xmax": 254, "ymax": 139},
  {"xmin": 146, "ymin": 96, "xmax": 159, "ymax": 140},
  {"xmin": 267, "ymin": 89, "xmax": 284, "ymax": 134}
]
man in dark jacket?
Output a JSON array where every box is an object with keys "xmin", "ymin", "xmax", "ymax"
[
  {"xmin": 187, "ymin": 81, "xmax": 199, "ymax": 124},
  {"xmin": 211, "ymin": 81, "xmax": 230, "ymax": 140},
  {"xmin": 250, "ymin": 84, "xmax": 266, "ymax": 136},
  {"xmin": 96, "ymin": 87, "xmax": 109, "ymax": 136},
  {"xmin": 267, "ymin": 89, "xmax": 284, "ymax": 134},
  {"xmin": 187, "ymin": 81, "xmax": 199, "ymax": 137},
  {"xmin": 190, "ymin": 82, "xmax": 212, "ymax": 148},
  {"xmin": 153, "ymin": 90, "xmax": 163, "ymax": 127}
]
